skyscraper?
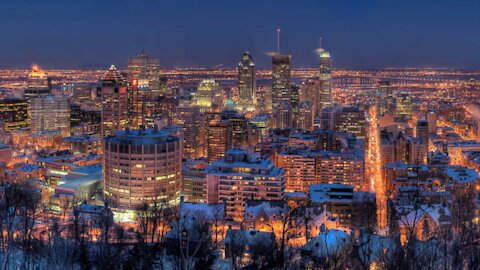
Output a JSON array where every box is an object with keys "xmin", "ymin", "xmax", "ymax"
[
  {"xmin": 175, "ymin": 99, "xmax": 201, "ymax": 158},
  {"xmin": 378, "ymin": 80, "xmax": 394, "ymax": 115},
  {"xmin": 127, "ymin": 51, "xmax": 160, "ymax": 128},
  {"xmin": 207, "ymin": 120, "xmax": 232, "ymax": 163},
  {"xmin": 416, "ymin": 120, "xmax": 429, "ymax": 147},
  {"xmin": 0, "ymin": 98, "xmax": 29, "ymax": 131},
  {"xmin": 30, "ymin": 95, "xmax": 71, "ymax": 137},
  {"xmin": 271, "ymin": 54, "xmax": 291, "ymax": 109},
  {"xmin": 196, "ymin": 79, "xmax": 219, "ymax": 112},
  {"xmin": 24, "ymin": 65, "xmax": 51, "ymax": 100},
  {"xmin": 318, "ymin": 49, "xmax": 332, "ymax": 113},
  {"xmin": 396, "ymin": 94, "xmax": 413, "ymax": 119},
  {"xmin": 274, "ymin": 100, "xmax": 292, "ymax": 129},
  {"xmin": 237, "ymin": 52, "xmax": 256, "ymax": 112},
  {"xmin": 297, "ymin": 101, "xmax": 314, "ymax": 131},
  {"xmin": 321, "ymin": 106, "xmax": 366, "ymax": 139},
  {"xmin": 100, "ymin": 65, "xmax": 128, "ymax": 137}
]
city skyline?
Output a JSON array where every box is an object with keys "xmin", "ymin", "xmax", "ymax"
[{"xmin": 2, "ymin": 0, "xmax": 480, "ymax": 69}]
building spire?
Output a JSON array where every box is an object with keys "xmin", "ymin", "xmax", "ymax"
[{"xmin": 276, "ymin": 28, "xmax": 281, "ymax": 54}]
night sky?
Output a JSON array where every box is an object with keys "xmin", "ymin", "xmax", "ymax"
[{"xmin": 1, "ymin": 0, "xmax": 479, "ymax": 69}]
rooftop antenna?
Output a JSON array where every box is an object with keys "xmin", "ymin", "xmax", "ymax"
[
  {"xmin": 319, "ymin": 37, "xmax": 322, "ymax": 49},
  {"xmin": 276, "ymin": 28, "xmax": 281, "ymax": 54}
]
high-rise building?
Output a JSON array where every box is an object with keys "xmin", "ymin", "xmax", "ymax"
[
  {"xmin": 0, "ymin": 98, "xmax": 29, "ymax": 131},
  {"xmin": 297, "ymin": 101, "xmax": 314, "ymax": 131},
  {"xmin": 396, "ymin": 94, "xmax": 413, "ymax": 119},
  {"xmin": 103, "ymin": 127, "xmax": 182, "ymax": 210},
  {"xmin": 321, "ymin": 106, "xmax": 366, "ymax": 139},
  {"xmin": 300, "ymin": 79, "xmax": 321, "ymax": 115},
  {"xmin": 127, "ymin": 51, "xmax": 161, "ymax": 128},
  {"xmin": 237, "ymin": 52, "xmax": 256, "ymax": 112},
  {"xmin": 175, "ymin": 99, "xmax": 201, "ymax": 158},
  {"xmin": 271, "ymin": 54, "xmax": 291, "ymax": 109},
  {"xmin": 274, "ymin": 100, "xmax": 292, "ymax": 129},
  {"xmin": 100, "ymin": 65, "xmax": 129, "ymax": 137},
  {"xmin": 221, "ymin": 99, "xmax": 248, "ymax": 147},
  {"xmin": 196, "ymin": 79, "xmax": 219, "ymax": 112},
  {"xmin": 318, "ymin": 49, "xmax": 332, "ymax": 113},
  {"xmin": 426, "ymin": 111, "xmax": 437, "ymax": 134},
  {"xmin": 290, "ymin": 85, "xmax": 299, "ymax": 126},
  {"xmin": 30, "ymin": 95, "xmax": 71, "ymax": 137},
  {"xmin": 416, "ymin": 120, "xmax": 429, "ymax": 146},
  {"xmin": 24, "ymin": 65, "xmax": 51, "ymax": 100},
  {"xmin": 207, "ymin": 120, "xmax": 233, "ymax": 163},
  {"xmin": 378, "ymin": 80, "xmax": 394, "ymax": 115},
  {"xmin": 206, "ymin": 148, "xmax": 285, "ymax": 220}
]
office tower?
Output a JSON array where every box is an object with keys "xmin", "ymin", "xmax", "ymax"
[
  {"xmin": 271, "ymin": 54, "xmax": 291, "ymax": 109},
  {"xmin": 275, "ymin": 150, "xmax": 316, "ymax": 193},
  {"xmin": 396, "ymin": 94, "xmax": 413, "ymax": 119},
  {"xmin": 24, "ymin": 65, "xmax": 51, "ymax": 100},
  {"xmin": 416, "ymin": 120, "xmax": 429, "ymax": 146},
  {"xmin": 237, "ymin": 52, "xmax": 256, "ymax": 111},
  {"xmin": 0, "ymin": 98, "xmax": 29, "ymax": 131},
  {"xmin": 378, "ymin": 80, "xmax": 394, "ymax": 115},
  {"xmin": 221, "ymin": 98, "xmax": 248, "ymax": 147},
  {"xmin": 300, "ymin": 79, "xmax": 321, "ymax": 115},
  {"xmin": 30, "ymin": 95, "xmax": 71, "ymax": 136},
  {"xmin": 128, "ymin": 51, "xmax": 160, "ymax": 128},
  {"xmin": 175, "ymin": 99, "xmax": 201, "ymax": 158},
  {"xmin": 206, "ymin": 148, "xmax": 285, "ymax": 220},
  {"xmin": 249, "ymin": 114, "xmax": 270, "ymax": 139},
  {"xmin": 318, "ymin": 49, "xmax": 332, "ymax": 113},
  {"xmin": 103, "ymin": 127, "xmax": 182, "ymax": 210},
  {"xmin": 321, "ymin": 106, "xmax": 366, "ymax": 139},
  {"xmin": 156, "ymin": 95, "xmax": 178, "ymax": 126},
  {"xmin": 274, "ymin": 100, "xmax": 292, "ymax": 129},
  {"xmin": 290, "ymin": 85, "xmax": 299, "ymax": 126},
  {"xmin": 427, "ymin": 111, "xmax": 437, "ymax": 134},
  {"xmin": 297, "ymin": 101, "xmax": 314, "ymax": 131},
  {"xmin": 100, "ymin": 65, "xmax": 128, "ymax": 137},
  {"xmin": 196, "ymin": 79, "xmax": 219, "ymax": 112},
  {"xmin": 207, "ymin": 120, "xmax": 233, "ymax": 163}
]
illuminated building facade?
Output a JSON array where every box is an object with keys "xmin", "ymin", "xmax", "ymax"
[
  {"xmin": 100, "ymin": 65, "xmax": 128, "ymax": 137},
  {"xmin": 271, "ymin": 54, "xmax": 291, "ymax": 109},
  {"xmin": 315, "ymin": 152, "xmax": 366, "ymax": 191},
  {"xmin": 128, "ymin": 51, "xmax": 160, "ymax": 128},
  {"xmin": 103, "ymin": 127, "xmax": 182, "ymax": 210},
  {"xmin": 378, "ymin": 80, "xmax": 394, "ymax": 115},
  {"xmin": 297, "ymin": 101, "xmax": 314, "ymax": 131},
  {"xmin": 207, "ymin": 120, "xmax": 232, "ymax": 163},
  {"xmin": 237, "ymin": 52, "xmax": 256, "ymax": 111},
  {"xmin": 416, "ymin": 120, "xmax": 429, "ymax": 146},
  {"xmin": 0, "ymin": 98, "xmax": 29, "ymax": 131},
  {"xmin": 206, "ymin": 148, "xmax": 285, "ymax": 220},
  {"xmin": 30, "ymin": 95, "xmax": 71, "ymax": 137},
  {"xmin": 24, "ymin": 65, "xmax": 51, "ymax": 100},
  {"xmin": 321, "ymin": 106, "xmax": 366, "ymax": 139},
  {"xmin": 175, "ymin": 99, "xmax": 201, "ymax": 158},
  {"xmin": 396, "ymin": 94, "xmax": 413, "ymax": 119},
  {"xmin": 196, "ymin": 79, "xmax": 219, "ymax": 112},
  {"xmin": 318, "ymin": 50, "xmax": 332, "ymax": 113},
  {"xmin": 275, "ymin": 151, "xmax": 316, "ymax": 193},
  {"xmin": 274, "ymin": 100, "xmax": 292, "ymax": 129}
]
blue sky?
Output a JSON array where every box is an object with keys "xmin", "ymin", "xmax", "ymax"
[{"xmin": 1, "ymin": 0, "xmax": 479, "ymax": 69}]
